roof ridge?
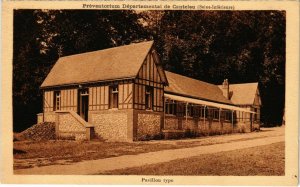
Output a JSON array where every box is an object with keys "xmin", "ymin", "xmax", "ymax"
[
  {"xmin": 59, "ymin": 40, "xmax": 154, "ymax": 60},
  {"xmin": 165, "ymin": 71, "xmax": 232, "ymax": 105},
  {"xmin": 217, "ymin": 82, "xmax": 258, "ymax": 87},
  {"xmin": 41, "ymin": 40, "xmax": 155, "ymax": 88},
  {"xmin": 227, "ymin": 82, "xmax": 258, "ymax": 85},
  {"xmin": 165, "ymin": 71, "xmax": 218, "ymax": 87}
]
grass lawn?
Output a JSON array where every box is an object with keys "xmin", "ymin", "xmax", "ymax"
[
  {"xmin": 13, "ymin": 140, "xmax": 180, "ymax": 169},
  {"xmin": 13, "ymin": 132, "xmax": 268, "ymax": 170},
  {"xmin": 100, "ymin": 142, "xmax": 285, "ymax": 176},
  {"xmin": 14, "ymin": 128, "xmax": 284, "ymax": 170}
]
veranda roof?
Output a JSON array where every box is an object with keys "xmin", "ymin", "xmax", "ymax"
[
  {"xmin": 165, "ymin": 71, "xmax": 232, "ymax": 105},
  {"xmin": 164, "ymin": 93, "xmax": 256, "ymax": 113}
]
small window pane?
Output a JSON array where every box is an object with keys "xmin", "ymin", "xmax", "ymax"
[
  {"xmin": 53, "ymin": 91, "xmax": 61, "ymax": 111},
  {"xmin": 109, "ymin": 85, "xmax": 118, "ymax": 109}
]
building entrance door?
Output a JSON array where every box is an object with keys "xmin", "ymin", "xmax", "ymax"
[{"xmin": 78, "ymin": 88, "xmax": 89, "ymax": 121}]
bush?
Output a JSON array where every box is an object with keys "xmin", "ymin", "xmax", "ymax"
[
  {"xmin": 139, "ymin": 132, "xmax": 164, "ymax": 141},
  {"xmin": 153, "ymin": 132, "xmax": 164, "ymax": 140},
  {"xmin": 184, "ymin": 129, "xmax": 198, "ymax": 138}
]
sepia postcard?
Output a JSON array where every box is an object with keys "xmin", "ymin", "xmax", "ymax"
[{"xmin": 1, "ymin": 0, "xmax": 299, "ymax": 185}]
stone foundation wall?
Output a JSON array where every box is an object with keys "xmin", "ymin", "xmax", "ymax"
[
  {"xmin": 197, "ymin": 121, "xmax": 210, "ymax": 135},
  {"xmin": 164, "ymin": 116, "xmax": 178, "ymax": 130},
  {"xmin": 134, "ymin": 110, "xmax": 163, "ymax": 140},
  {"xmin": 162, "ymin": 116, "xmax": 253, "ymax": 138},
  {"xmin": 56, "ymin": 112, "xmax": 86, "ymax": 140},
  {"xmin": 37, "ymin": 112, "xmax": 56, "ymax": 124},
  {"xmin": 210, "ymin": 120, "xmax": 222, "ymax": 135},
  {"xmin": 246, "ymin": 122, "xmax": 252, "ymax": 132},
  {"xmin": 222, "ymin": 122, "xmax": 233, "ymax": 134},
  {"xmin": 233, "ymin": 121, "xmax": 252, "ymax": 133},
  {"xmin": 89, "ymin": 109, "xmax": 131, "ymax": 142},
  {"xmin": 182, "ymin": 118, "xmax": 197, "ymax": 131},
  {"xmin": 37, "ymin": 109, "xmax": 259, "ymax": 142}
]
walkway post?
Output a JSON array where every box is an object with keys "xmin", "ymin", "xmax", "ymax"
[
  {"xmin": 219, "ymin": 108, "xmax": 221, "ymax": 122},
  {"xmin": 250, "ymin": 113, "xmax": 253, "ymax": 132},
  {"xmin": 163, "ymin": 98, "xmax": 166, "ymax": 130},
  {"xmin": 185, "ymin": 102, "xmax": 188, "ymax": 126},
  {"xmin": 219, "ymin": 108, "xmax": 222, "ymax": 133},
  {"xmin": 231, "ymin": 110, "xmax": 234, "ymax": 133},
  {"xmin": 203, "ymin": 105, "xmax": 206, "ymax": 125}
]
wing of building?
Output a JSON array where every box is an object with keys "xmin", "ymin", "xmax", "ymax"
[{"xmin": 38, "ymin": 41, "xmax": 261, "ymax": 141}]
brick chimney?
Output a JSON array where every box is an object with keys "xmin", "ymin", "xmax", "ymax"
[{"xmin": 221, "ymin": 79, "xmax": 230, "ymax": 99}]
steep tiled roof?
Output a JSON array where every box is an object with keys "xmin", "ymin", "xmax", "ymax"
[
  {"xmin": 218, "ymin": 82, "xmax": 259, "ymax": 105},
  {"xmin": 41, "ymin": 41, "xmax": 155, "ymax": 88},
  {"xmin": 165, "ymin": 71, "xmax": 232, "ymax": 105}
]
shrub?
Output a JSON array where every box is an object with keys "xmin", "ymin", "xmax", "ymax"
[
  {"xmin": 153, "ymin": 132, "xmax": 164, "ymax": 140},
  {"xmin": 184, "ymin": 129, "xmax": 198, "ymax": 138}
]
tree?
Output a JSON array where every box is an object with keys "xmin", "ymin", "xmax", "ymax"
[
  {"xmin": 13, "ymin": 10, "xmax": 149, "ymax": 132},
  {"xmin": 146, "ymin": 10, "xmax": 285, "ymax": 125},
  {"xmin": 13, "ymin": 10, "xmax": 286, "ymax": 131}
]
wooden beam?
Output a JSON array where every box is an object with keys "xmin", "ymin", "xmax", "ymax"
[
  {"xmin": 42, "ymin": 90, "xmax": 45, "ymax": 122},
  {"xmin": 232, "ymin": 110, "xmax": 234, "ymax": 133}
]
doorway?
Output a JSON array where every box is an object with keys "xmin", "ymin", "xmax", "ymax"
[{"xmin": 78, "ymin": 88, "xmax": 89, "ymax": 121}]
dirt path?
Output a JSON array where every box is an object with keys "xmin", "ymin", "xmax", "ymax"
[{"xmin": 15, "ymin": 130, "xmax": 284, "ymax": 175}]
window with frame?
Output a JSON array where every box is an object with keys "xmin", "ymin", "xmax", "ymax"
[
  {"xmin": 213, "ymin": 109, "xmax": 220, "ymax": 120},
  {"xmin": 241, "ymin": 111, "xmax": 244, "ymax": 121},
  {"xmin": 166, "ymin": 99, "xmax": 177, "ymax": 115},
  {"xmin": 109, "ymin": 85, "xmax": 118, "ymax": 109},
  {"xmin": 176, "ymin": 103, "xmax": 185, "ymax": 117},
  {"xmin": 220, "ymin": 110, "xmax": 225, "ymax": 121},
  {"xmin": 200, "ymin": 106, "xmax": 206, "ymax": 118},
  {"xmin": 192, "ymin": 105, "xmax": 201, "ymax": 118},
  {"xmin": 53, "ymin": 91, "xmax": 61, "ymax": 111},
  {"xmin": 185, "ymin": 103, "xmax": 192, "ymax": 117},
  {"xmin": 145, "ymin": 86, "xmax": 153, "ymax": 110},
  {"xmin": 225, "ymin": 111, "xmax": 231, "ymax": 121},
  {"xmin": 206, "ymin": 108, "xmax": 213, "ymax": 119}
]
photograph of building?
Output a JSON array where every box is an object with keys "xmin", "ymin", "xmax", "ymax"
[
  {"xmin": 38, "ymin": 41, "xmax": 261, "ymax": 141},
  {"xmin": 12, "ymin": 9, "xmax": 286, "ymax": 177}
]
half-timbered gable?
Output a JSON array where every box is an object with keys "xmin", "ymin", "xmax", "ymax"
[
  {"xmin": 253, "ymin": 89, "xmax": 261, "ymax": 107},
  {"xmin": 133, "ymin": 49, "xmax": 167, "ymax": 111},
  {"xmin": 39, "ymin": 41, "xmax": 170, "ymax": 141},
  {"xmin": 41, "ymin": 41, "xmax": 157, "ymax": 115},
  {"xmin": 39, "ymin": 40, "xmax": 260, "ymax": 141}
]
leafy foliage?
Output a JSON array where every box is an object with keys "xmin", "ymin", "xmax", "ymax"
[
  {"xmin": 13, "ymin": 10, "xmax": 285, "ymax": 131},
  {"xmin": 149, "ymin": 11, "xmax": 285, "ymax": 126},
  {"xmin": 13, "ymin": 10, "xmax": 149, "ymax": 131}
]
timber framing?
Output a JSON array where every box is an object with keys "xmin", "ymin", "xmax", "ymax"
[{"xmin": 39, "ymin": 40, "xmax": 262, "ymax": 141}]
